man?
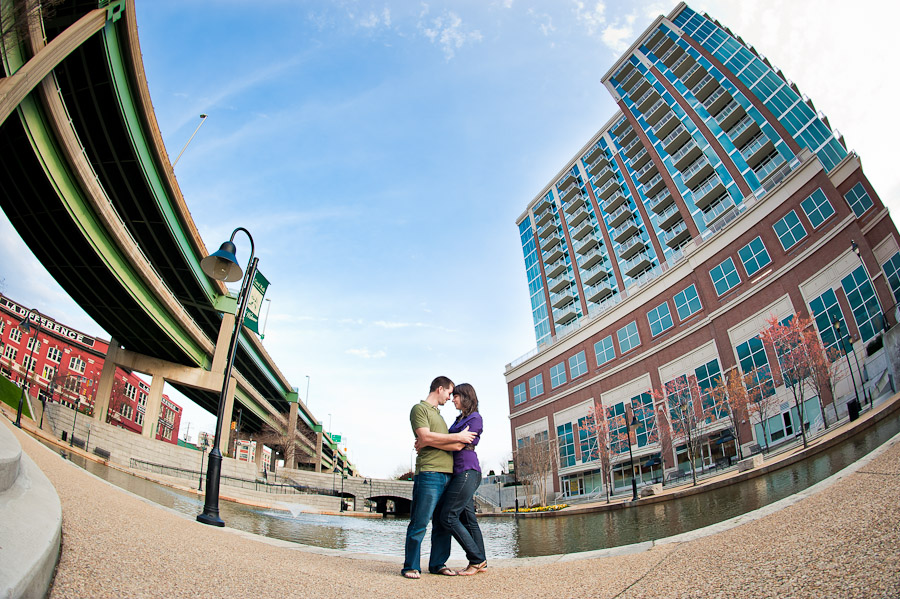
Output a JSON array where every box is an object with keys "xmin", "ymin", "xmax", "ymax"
[{"xmin": 402, "ymin": 376, "xmax": 476, "ymax": 579}]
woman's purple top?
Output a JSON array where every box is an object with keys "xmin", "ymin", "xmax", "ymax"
[{"xmin": 449, "ymin": 412, "xmax": 483, "ymax": 473}]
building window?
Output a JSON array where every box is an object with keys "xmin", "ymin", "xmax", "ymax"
[
  {"xmin": 0, "ymin": 320, "xmax": 4, "ymax": 335},
  {"xmin": 569, "ymin": 351, "xmax": 588, "ymax": 378},
  {"xmin": 135, "ymin": 412, "xmax": 144, "ymax": 426},
  {"xmin": 8, "ymin": 327, "xmax": 21, "ymax": 343},
  {"xmin": 773, "ymin": 210, "xmax": 807, "ymax": 250},
  {"xmin": 800, "ymin": 188, "xmax": 835, "ymax": 228},
  {"xmin": 577, "ymin": 415, "xmax": 598, "ymax": 463},
  {"xmin": 139, "ymin": 393, "xmax": 147, "ymax": 407},
  {"xmin": 631, "ymin": 392, "xmax": 657, "ymax": 447},
  {"xmin": 882, "ymin": 252, "xmax": 900, "ymax": 303},
  {"xmin": 26, "ymin": 337, "xmax": 41, "ymax": 352},
  {"xmin": 594, "ymin": 335, "xmax": 616, "ymax": 367},
  {"xmin": 4, "ymin": 346, "xmax": 17, "ymax": 361},
  {"xmin": 69, "ymin": 356, "xmax": 86, "ymax": 374},
  {"xmin": 617, "ymin": 321, "xmax": 641, "ymax": 353},
  {"xmin": 606, "ymin": 402, "xmax": 628, "ymax": 455},
  {"xmin": 841, "ymin": 265, "xmax": 883, "ymax": 342},
  {"xmin": 46, "ymin": 346, "xmax": 62, "ymax": 363},
  {"xmin": 550, "ymin": 362, "xmax": 567, "ymax": 388},
  {"xmin": 735, "ymin": 337, "xmax": 775, "ymax": 398},
  {"xmin": 528, "ymin": 374, "xmax": 544, "ymax": 399},
  {"xmin": 674, "ymin": 284, "xmax": 702, "ymax": 320},
  {"xmin": 557, "ymin": 422, "xmax": 575, "ymax": 468},
  {"xmin": 22, "ymin": 354, "xmax": 37, "ymax": 372},
  {"xmin": 42, "ymin": 365, "xmax": 56, "ymax": 380},
  {"xmin": 695, "ymin": 359, "xmax": 724, "ymax": 420},
  {"xmin": 843, "ymin": 182, "xmax": 873, "ymax": 217},
  {"xmin": 124, "ymin": 383, "xmax": 137, "ymax": 401},
  {"xmin": 809, "ymin": 288, "xmax": 847, "ymax": 356},
  {"xmin": 738, "ymin": 236, "xmax": 772, "ymax": 277},
  {"xmin": 647, "ymin": 301, "xmax": 674, "ymax": 336},
  {"xmin": 710, "ymin": 257, "xmax": 741, "ymax": 296}
]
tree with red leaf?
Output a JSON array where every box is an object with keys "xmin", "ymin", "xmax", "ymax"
[
  {"xmin": 651, "ymin": 374, "xmax": 711, "ymax": 486},
  {"xmin": 803, "ymin": 325, "xmax": 845, "ymax": 430},
  {"xmin": 710, "ymin": 367, "xmax": 754, "ymax": 461},
  {"xmin": 582, "ymin": 403, "xmax": 614, "ymax": 503}
]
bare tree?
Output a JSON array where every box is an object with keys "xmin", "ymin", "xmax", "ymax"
[
  {"xmin": 513, "ymin": 432, "xmax": 556, "ymax": 507},
  {"xmin": 710, "ymin": 367, "xmax": 753, "ymax": 461},
  {"xmin": 582, "ymin": 403, "xmax": 613, "ymax": 502},
  {"xmin": 652, "ymin": 374, "xmax": 715, "ymax": 486},
  {"xmin": 804, "ymin": 327, "xmax": 845, "ymax": 429}
]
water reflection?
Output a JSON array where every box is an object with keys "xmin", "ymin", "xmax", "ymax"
[{"xmin": 55, "ymin": 410, "xmax": 898, "ymax": 559}]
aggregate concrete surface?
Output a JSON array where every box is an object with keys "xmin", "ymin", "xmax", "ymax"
[{"xmin": 13, "ymin": 422, "xmax": 900, "ymax": 598}]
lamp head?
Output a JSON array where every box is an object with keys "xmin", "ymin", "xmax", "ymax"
[
  {"xmin": 851, "ymin": 240, "xmax": 860, "ymax": 256},
  {"xmin": 17, "ymin": 317, "xmax": 32, "ymax": 334},
  {"xmin": 201, "ymin": 240, "xmax": 243, "ymax": 282}
]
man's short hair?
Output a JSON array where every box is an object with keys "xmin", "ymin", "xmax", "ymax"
[{"xmin": 429, "ymin": 376, "xmax": 454, "ymax": 393}]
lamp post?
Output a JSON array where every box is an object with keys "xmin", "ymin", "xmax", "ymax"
[
  {"xmin": 340, "ymin": 471, "xmax": 346, "ymax": 512},
  {"xmin": 14, "ymin": 308, "xmax": 42, "ymax": 428},
  {"xmin": 851, "ymin": 240, "xmax": 888, "ymax": 332},
  {"xmin": 197, "ymin": 227, "xmax": 259, "ymax": 527},
  {"xmin": 304, "ymin": 375, "xmax": 310, "ymax": 408},
  {"xmin": 626, "ymin": 414, "xmax": 640, "ymax": 501},
  {"xmin": 172, "ymin": 114, "xmax": 208, "ymax": 167},
  {"xmin": 260, "ymin": 298, "xmax": 272, "ymax": 340},
  {"xmin": 198, "ymin": 438, "xmax": 208, "ymax": 491},
  {"xmin": 833, "ymin": 317, "xmax": 862, "ymax": 407}
]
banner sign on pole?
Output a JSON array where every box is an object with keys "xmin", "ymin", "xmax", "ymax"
[{"xmin": 243, "ymin": 270, "xmax": 270, "ymax": 335}]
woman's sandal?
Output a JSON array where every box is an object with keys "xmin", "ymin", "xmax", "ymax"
[
  {"xmin": 435, "ymin": 567, "xmax": 458, "ymax": 576},
  {"xmin": 401, "ymin": 569, "xmax": 421, "ymax": 579},
  {"xmin": 456, "ymin": 561, "xmax": 487, "ymax": 576}
]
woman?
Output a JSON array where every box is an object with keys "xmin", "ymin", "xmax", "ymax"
[{"xmin": 437, "ymin": 383, "xmax": 487, "ymax": 575}]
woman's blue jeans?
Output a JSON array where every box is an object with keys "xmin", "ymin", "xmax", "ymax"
[
  {"xmin": 403, "ymin": 471, "xmax": 451, "ymax": 573},
  {"xmin": 434, "ymin": 469, "xmax": 486, "ymax": 565}
]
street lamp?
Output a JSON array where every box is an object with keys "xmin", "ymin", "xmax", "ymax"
[
  {"xmin": 304, "ymin": 375, "xmax": 310, "ymax": 408},
  {"xmin": 14, "ymin": 308, "xmax": 42, "ymax": 428},
  {"xmin": 260, "ymin": 298, "xmax": 272, "ymax": 340},
  {"xmin": 340, "ymin": 471, "xmax": 346, "ymax": 512},
  {"xmin": 626, "ymin": 414, "xmax": 640, "ymax": 501},
  {"xmin": 833, "ymin": 317, "xmax": 862, "ymax": 408},
  {"xmin": 172, "ymin": 114, "xmax": 208, "ymax": 167},
  {"xmin": 851, "ymin": 240, "xmax": 888, "ymax": 332},
  {"xmin": 198, "ymin": 437, "xmax": 208, "ymax": 491},
  {"xmin": 197, "ymin": 227, "xmax": 259, "ymax": 527}
]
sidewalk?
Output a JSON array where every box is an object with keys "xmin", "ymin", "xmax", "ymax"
[{"xmin": 4, "ymin": 401, "xmax": 899, "ymax": 597}]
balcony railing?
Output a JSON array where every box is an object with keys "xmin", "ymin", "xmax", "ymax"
[
  {"xmin": 692, "ymin": 174, "xmax": 724, "ymax": 209},
  {"xmin": 661, "ymin": 123, "xmax": 688, "ymax": 149},
  {"xmin": 701, "ymin": 194, "xmax": 735, "ymax": 227},
  {"xmin": 647, "ymin": 188, "xmax": 673, "ymax": 213}
]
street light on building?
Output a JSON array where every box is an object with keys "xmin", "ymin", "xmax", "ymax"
[
  {"xmin": 196, "ymin": 227, "xmax": 259, "ymax": 528},
  {"xmin": 626, "ymin": 413, "xmax": 640, "ymax": 502},
  {"xmin": 833, "ymin": 317, "xmax": 862, "ymax": 409},
  {"xmin": 14, "ymin": 307, "xmax": 42, "ymax": 428}
]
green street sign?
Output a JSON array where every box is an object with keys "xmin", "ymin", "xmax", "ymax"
[
  {"xmin": 331, "ymin": 434, "xmax": 342, "ymax": 443},
  {"xmin": 243, "ymin": 270, "xmax": 270, "ymax": 334}
]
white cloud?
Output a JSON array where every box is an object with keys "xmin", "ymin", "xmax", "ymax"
[
  {"xmin": 601, "ymin": 19, "xmax": 633, "ymax": 53},
  {"xmin": 357, "ymin": 7, "xmax": 392, "ymax": 29},
  {"xmin": 573, "ymin": 0, "xmax": 607, "ymax": 36},
  {"xmin": 345, "ymin": 347, "xmax": 387, "ymax": 359},
  {"xmin": 418, "ymin": 10, "xmax": 483, "ymax": 60}
]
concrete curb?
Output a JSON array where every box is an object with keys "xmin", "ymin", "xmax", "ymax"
[{"xmin": 0, "ymin": 420, "xmax": 62, "ymax": 599}]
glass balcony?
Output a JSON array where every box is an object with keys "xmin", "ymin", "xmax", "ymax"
[
  {"xmin": 647, "ymin": 188, "xmax": 674, "ymax": 214},
  {"xmin": 579, "ymin": 245, "xmax": 605, "ymax": 269},
  {"xmin": 692, "ymin": 174, "xmax": 725, "ymax": 210},
  {"xmin": 634, "ymin": 86, "xmax": 657, "ymax": 112},
  {"xmin": 542, "ymin": 244, "xmax": 565, "ymax": 264},
  {"xmin": 574, "ymin": 234, "xmax": 600, "ymax": 254},
  {"xmin": 567, "ymin": 204, "xmax": 591, "ymax": 227},
  {"xmin": 702, "ymin": 85, "xmax": 730, "ymax": 115},
  {"xmin": 629, "ymin": 147, "xmax": 650, "ymax": 169},
  {"xmin": 634, "ymin": 160, "xmax": 658, "ymax": 184},
  {"xmin": 557, "ymin": 171, "xmax": 577, "ymax": 190},
  {"xmin": 545, "ymin": 257, "xmax": 568, "ymax": 279},
  {"xmin": 592, "ymin": 164, "xmax": 616, "ymax": 186},
  {"xmin": 680, "ymin": 155, "xmax": 712, "ymax": 187},
  {"xmin": 553, "ymin": 303, "xmax": 579, "ymax": 325},
  {"xmin": 660, "ymin": 43, "xmax": 681, "ymax": 65},
  {"xmin": 657, "ymin": 201, "xmax": 682, "ymax": 229},
  {"xmin": 564, "ymin": 192, "xmax": 587, "ymax": 214},
  {"xmin": 622, "ymin": 251, "xmax": 653, "ymax": 278},
  {"xmin": 670, "ymin": 54, "xmax": 690, "ymax": 75},
  {"xmin": 538, "ymin": 220, "xmax": 557, "ymax": 238},
  {"xmin": 669, "ymin": 139, "xmax": 700, "ymax": 169},
  {"xmin": 646, "ymin": 98, "xmax": 669, "ymax": 124},
  {"xmin": 581, "ymin": 262, "xmax": 610, "ymax": 286},
  {"xmin": 559, "ymin": 180, "xmax": 581, "ymax": 203},
  {"xmin": 570, "ymin": 219, "xmax": 593, "ymax": 240},
  {"xmin": 652, "ymin": 110, "xmax": 678, "ymax": 137},
  {"xmin": 701, "ymin": 194, "xmax": 736, "ymax": 227},
  {"xmin": 586, "ymin": 153, "xmax": 610, "ymax": 176},
  {"xmin": 542, "ymin": 230, "xmax": 562, "ymax": 250},
  {"xmin": 548, "ymin": 273, "xmax": 572, "ymax": 294},
  {"xmin": 612, "ymin": 218, "xmax": 640, "ymax": 242},
  {"xmin": 584, "ymin": 144, "xmax": 605, "ymax": 165},
  {"xmin": 585, "ymin": 281, "xmax": 616, "ymax": 304},
  {"xmin": 618, "ymin": 234, "xmax": 647, "ymax": 260},
  {"xmin": 692, "ymin": 73, "xmax": 717, "ymax": 102},
  {"xmin": 603, "ymin": 191, "xmax": 628, "ymax": 213},
  {"xmin": 681, "ymin": 63, "xmax": 704, "ymax": 88},
  {"xmin": 662, "ymin": 124, "xmax": 690, "ymax": 152},
  {"xmin": 715, "ymin": 99, "xmax": 744, "ymax": 131},
  {"xmin": 740, "ymin": 132, "xmax": 774, "ymax": 165},
  {"xmin": 621, "ymin": 135, "xmax": 641, "ymax": 157},
  {"xmin": 607, "ymin": 203, "xmax": 634, "ymax": 228},
  {"xmin": 612, "ymin": 117, "xmax": 631, "ymax": 137},
  {"xmin": 550, "ymin": 289, "xmax": 576, "ymax": 309},
  {"xmin": 596, "ymin": 176, "xmax": 621, "ymax": 200},
  {"xmin": 727, "ymin": 114, "xmax": 759, "ymax": 148},
  {"xmin": 661, "ymin": 220, "xmax": 690, "ymax": 248},
  {"xmin": 642, "ymin": 172, "xmax": 666, "ymax": 197}
]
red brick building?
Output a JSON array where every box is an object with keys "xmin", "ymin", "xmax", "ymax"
[{"xmin": 0, "ymin": 294, "xmax": 181, "ymax": 444}]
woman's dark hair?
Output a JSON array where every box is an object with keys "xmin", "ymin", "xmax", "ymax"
[{"xmin": 453, "ymin": 383, "xmax": 479, "ymax": 418}]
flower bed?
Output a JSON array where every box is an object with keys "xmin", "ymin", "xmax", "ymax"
[{"xmin": 502, "ymin": 504, "xmax": 569, "ymax": 513}]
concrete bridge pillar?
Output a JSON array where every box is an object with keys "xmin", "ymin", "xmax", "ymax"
[
  {"xmin": 141, "ymin": 375, "xmax": 165, "ymax": 439},
  {"xmin": 220, "ymin": 377, "xmax": 237, "ymax": 457},
  {"xmin": 315, "ymin": 430, "xmax": 323, "ymax": 473},
  {"xmin": 286, "ymin": 401, "xmax": 298, "ymax": 468},
  {"xmin": 93, "ymin": 338, "xmax": 121, "ymax": 423}
]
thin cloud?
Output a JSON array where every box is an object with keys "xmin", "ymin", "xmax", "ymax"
[
  {"xmin": 345, "ymin": 347, "xmax": 387, "ymax": 359},
  {"xmin": 573, "ymin": 0, "xmax": 607, "ymax": 36},
  {"xmin": 418, "ymin": 9, "xmax": 483, "ymax": 60}
]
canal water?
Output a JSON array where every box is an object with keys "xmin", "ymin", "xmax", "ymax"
[{"xmin": 53, "ymin": 409, "xmax": 899, "ymax": 559}]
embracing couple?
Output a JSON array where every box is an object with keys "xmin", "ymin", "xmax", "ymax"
[{"xmin": 401, "ymin": 376, "xmax": 487, "ymax": 579}]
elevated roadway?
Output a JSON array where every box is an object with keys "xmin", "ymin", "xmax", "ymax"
[{"xmin": 0, "ymin": 0, "xmax": 351, "ymax": 473}]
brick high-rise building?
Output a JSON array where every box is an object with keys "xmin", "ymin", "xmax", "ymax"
[{"xmin": 506, "ymin": 3, "xmax": 899, "ymax": 499}]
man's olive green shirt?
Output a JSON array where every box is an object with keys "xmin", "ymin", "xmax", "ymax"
[{"xmin": 410, "ymin": 400, "xmax": 453, "ymax": 474}]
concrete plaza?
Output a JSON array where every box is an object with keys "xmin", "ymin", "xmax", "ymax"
[{"xmin": 3, "ymin": 403, "xmax": 898, "ymax": 599}]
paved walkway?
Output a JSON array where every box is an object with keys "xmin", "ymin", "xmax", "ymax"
[{"xmin": 4, "ymin": 403, "xmax": 899, "ymax": 598}]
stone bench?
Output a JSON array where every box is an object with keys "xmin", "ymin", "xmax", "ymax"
[
  {"xmin": 639, "ymin": 483, "xmax": 663, "ymax": 498},
  {"xmin": 738, "ymin": 455, "xmax": 763, "ymax": 472}
]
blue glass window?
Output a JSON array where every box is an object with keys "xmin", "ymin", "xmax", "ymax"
[
  {"xmin": 738, "ymin": 236, "xmax": 772, "ymax": 277},
  {"xmin": 695, "ymin": 359, "xmax": 724, "ymax": 421},
  {"xmin": 631, "ymin": 392, "xmax": 657, "ymax": 447},
  {"xmin": 513, "ymin": 383, "xmax": 527, "ymax": 406},
  {"xmin": 809, "ymin": 288, "xmax": 847, "ymax": 356},
  {"xmin": 674, "ymin": 284, "xmax": 702, "ymax": 320},
  {"xmin": 735, "ymin": 337, "xmax": 774, "ymax": 398},
  {"xmin": 594, "ymin": 335, "xmax": 616, "ymax": 367},
  {"xmin": 882, "ymin": 252, "xmax": 900, "ymax": 303},
  {"xmin": 800, "ymin": 188, "xmax": 835, "ymax": 229},
  {"xmin": 577, "ymin": 415, "xmax": 598, "ymax": 463},
  {"xmin": 841, "ymin": 266, "xmax": 883, "ymax": 342},
  {"xmin": 773, "ymin": 210, "xmax": 807, "ymax": 250},
  {"xmin": 844, "ymin": 182, "xmax": 873, "ymax": 217},
  {"xmin": 710, "ymin": 257, "xmax": 741, "ymax": 296},
  {"xmin": 569, "ymin": 351, "xmax": 588, "ymax": 379},
  {"xmin": 606, "ymin": 402, "xmax": 628, "ymax": 454},
  {"xmin": 528, "ymin": 374, "xmax": 544, "ymax": 399},
  {"xmin": 550, "ymin": 362, "xmax": 567, "ymax": 388},
  {"xmin": 557, "ymin": 422, "xmax": 575, "ymax": 468},
  {"xmin": 617, "ymin": 321, "xmax": 641, "ymax": 353},
  {"xmin": 647, "ymin": 301, "xmax": 674, "ymax": 336}
]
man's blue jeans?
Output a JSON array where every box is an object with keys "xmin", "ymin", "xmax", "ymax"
[
  {"xmin": 403, "ymin": 471, "xmax": 451, "ymax": 573},
  {"xmin": 434, "ymin": 469, "xmax": 486, "ymax": 565}
]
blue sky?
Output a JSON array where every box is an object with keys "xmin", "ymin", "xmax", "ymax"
[{"xmin": 2, "ymin": 0, "xmax": 899, "ymax": 478}]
